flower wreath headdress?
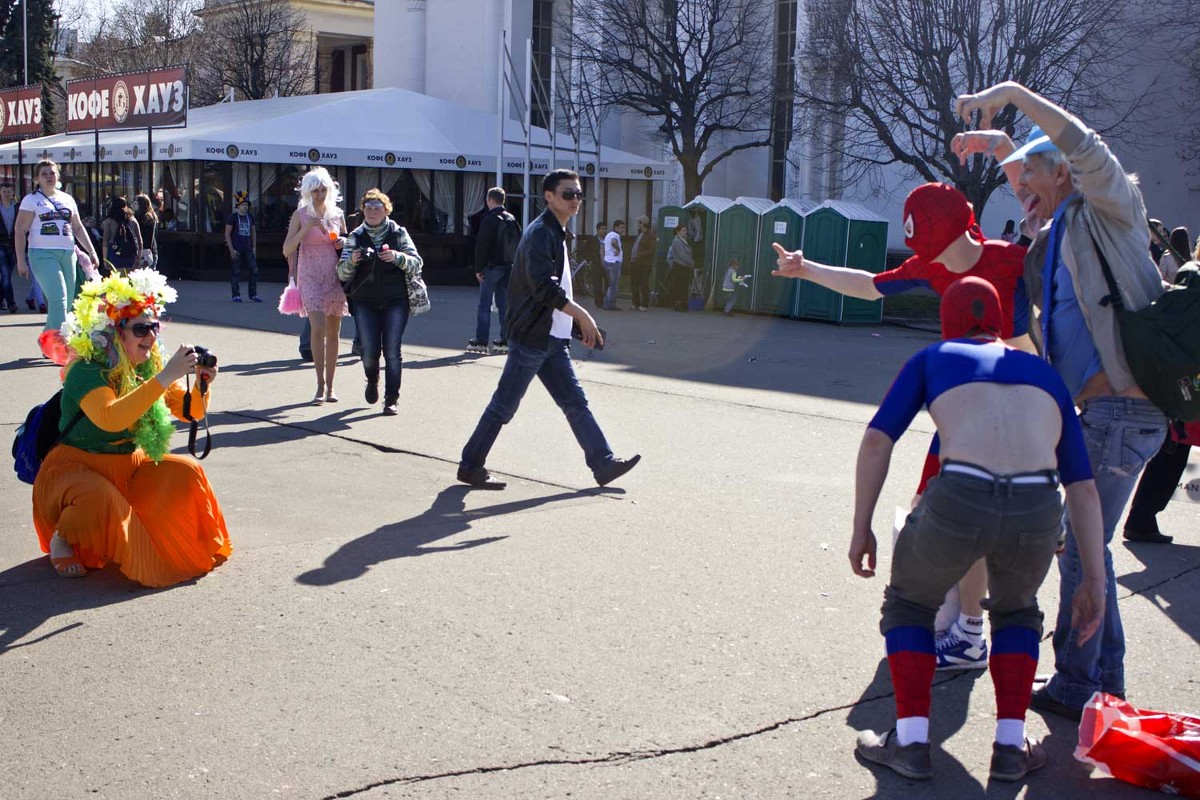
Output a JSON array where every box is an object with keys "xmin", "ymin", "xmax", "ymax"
[
  {"xmin": 59, "ymin": 269, "xmax": 180, "ymax": 462},
  {"xmin": 62, "ymin": 268, "xmax": 178, "ymax": 362}
]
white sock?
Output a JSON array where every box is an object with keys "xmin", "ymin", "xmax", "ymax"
[
  {"xmin": 995, "ymin": 718, "xmax": 1025, "ymax": 748},
  {"xmin": 957, "ymin": 613, "xmax": 984, "ymax": 641},
  {"xmin": 896, "ymin": 716, "xmax": 929, "ymax": 746}
]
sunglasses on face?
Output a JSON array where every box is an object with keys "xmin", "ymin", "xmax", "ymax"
[
  {"xmin": 363, "ymin": 201, "xmax": 386, "ymax": 210},
  {"xmin": 558, "ymin": 189, "xmax": 584, "ymax": 201},
  {"xmin": 126, "ymin": 321, "xmax": 160, "ymax": 338}
]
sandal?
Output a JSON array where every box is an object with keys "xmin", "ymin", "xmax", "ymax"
[
  {"xmin": 313, "ymin": 390, "xmax": 325, "ymax": 405},
  {"xmin": 51, "ymin": 555, "xmax": 87, "ymax": 578}
]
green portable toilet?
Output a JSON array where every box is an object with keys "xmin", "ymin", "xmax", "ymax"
[
  {"xmin": 683, "ymin": 196, "xmax": 734, "ymax": 308},
  {"xmin": 655, "ymin": 204, "xmax": 687, "ymax": 292},
  {"xmin": 719, "ymin": 197, "xmax": 774, "ymax": 312},
  {"xmin": 795, "ymin": 205, "xmax": 850, "ymax": 321},
  {"xmin": 796, "ymin": 200, "xmax": 890, "ymax": 323},
  {"xmin": 836, "ymin": 202, "xmax": 889, "ymax": 323},
  {"xmin": 755, "ymin": 199, "xmax": 818, "ymax": 317}
]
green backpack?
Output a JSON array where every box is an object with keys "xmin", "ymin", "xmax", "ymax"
[{"xmin": 1092, "ymin": 231, "xmax": 1200, "ymax": 421}]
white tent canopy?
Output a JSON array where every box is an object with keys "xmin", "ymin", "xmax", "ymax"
[{"xmin": 0, "ymin": 87, "xmax": 669, "ymax": 180}]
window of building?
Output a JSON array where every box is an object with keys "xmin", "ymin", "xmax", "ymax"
[
  {"xmin": 771, "ymin": 0, "xmax": 798, "ymax": 200},
  {"xmin": 531, "ymin": 0, "xmax": 555, "ymax": 130}
]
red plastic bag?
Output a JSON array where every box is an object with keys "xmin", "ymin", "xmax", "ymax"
[{"xmin": 1075, "ymin": 692, "xmax": 1200, "ymax": 797}]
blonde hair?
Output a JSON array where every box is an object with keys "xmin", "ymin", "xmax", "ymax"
[{"xmin": 298, "ymin": 167, "xmax": 341, "ymax": 229}]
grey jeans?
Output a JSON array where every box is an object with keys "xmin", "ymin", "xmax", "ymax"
[{"xmin": 882, "ymin": 467, "xmax": 1063, "ymax": 637}]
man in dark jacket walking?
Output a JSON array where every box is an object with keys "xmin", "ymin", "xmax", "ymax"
[
  {"xmin": 457, "ymin": 169, "xmax": 641, "ymax": 490},
  {"xmin": 469, "ymin": 187, "xmax": 519, "ymax": 354}
]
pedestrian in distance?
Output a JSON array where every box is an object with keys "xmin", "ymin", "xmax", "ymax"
[
  {"xmin": 468, "ymin": 187, "xmax": 519, "ymax": 355},
  {"xmin": 134, "ymin": 193, "xmax": 159, "ymax": 271},
  {"xmin": 0, "ymin": 180, "xmax": 18, "ymax": 313},
  {"xmin": 457, "ymin": 169, "xmax": 641, "ymax": 491},
  {"xmin": 666, "ymin": 223, "xmax": 693, "ymax": 312},
  {"xmin": 283, "ymin": 167, "xmax": 348, "ymax": 405},
  {"xmin": 589, "ymin": 222, "xmax": 608, "ymax": 307},
  {"xmin": 225, "ymin": 191, "xmax": 260, "ymax": 302},
  {"xmin": 852, "ymin": 277, "xmax": 1105, "ymax": 782},
  {"xmin": 955, "ymin": 80, "xmax": 1168, "ymax": 722},
  {"xmin": 721, "ymin": 256, "xmax": 748, "ymax": 316},
  {"xmin": 102, "ymin": 196, "xmax": 143, "ymax": 273},
  {"xmin": 603, "ymin": 219, "xmax": 626, "ymax": 310},
  {"xmin": 628, "ymin": 214, "xmax": 656, "ymax": 311},
  {"xmin": 14, "ymin": 159, "xmax": 101, "ymax": 363}
]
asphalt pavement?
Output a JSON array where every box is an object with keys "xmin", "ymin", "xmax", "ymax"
[{"xmin": 1, "ymin": 275, "xmax": 1196, "ymax": 799}]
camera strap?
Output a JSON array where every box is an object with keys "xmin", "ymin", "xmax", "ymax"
[{"xmin": 181, "ymin": 374, "xmax": 212, "ymax": 460}]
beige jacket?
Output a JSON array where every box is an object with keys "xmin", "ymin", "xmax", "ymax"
[{"xmin": 1023, "ymin": 120, "xmax": 1164, "ymax": 393}]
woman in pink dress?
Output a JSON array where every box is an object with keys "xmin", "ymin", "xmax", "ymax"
[{"xmin": 283, "ymin": 167, "xmax": 348, "ymax": 403}]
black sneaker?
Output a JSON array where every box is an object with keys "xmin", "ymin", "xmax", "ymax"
[
  {"xmin": 351, "ymin": 340, "xmax": 363, "ymax": 357},
  {"xmin": 467, "ymin": 339, "xmax": 489, "ymax": 354},
  {"xmin": 232, "ymin": 295, "xmax": 242, "ymax": 302},
  {"xmin": 594, "ymin": 454, "xmax": 641, "ymax": 487},
  {"xmin": 457, "ymin": 466, "xmax": 506, "ymax": 490},
  {"xmin": 382, "ymin": 400, "xmax": 398, "ymax": 416},
  {"xmin": 990, "ymin": 737, "xmax": 1048, "ymax": 781},
  {"xmin": 1029, "ymin": 686, "xmax": 1082, "ymax": 721},
  {"xmin": 855, "ymin": 729, "xmax": 932, "ymax": 781},
  {"xmin": 250, "ymin": 295, "xmax": 263, "ymax": 303},
  {"xmin": 364, "ymin": 378, "xmax": 379, "ymax": 405}
]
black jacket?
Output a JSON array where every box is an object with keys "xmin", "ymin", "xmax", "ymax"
[
  {"xmin": 341, "ymin": 221, "xmax": 423, "ymax": 307},
  {"xmin": 505, "ymin": 208, "xmax": 572, "ymax": 349},
  {"xmin": 474, "ymin": 206, "xmax": 517, "ymax": 272}
]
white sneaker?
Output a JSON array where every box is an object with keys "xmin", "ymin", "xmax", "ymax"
[{"xmin": 935, "ymin": 624, "xmax": 988, "ymax": 671}]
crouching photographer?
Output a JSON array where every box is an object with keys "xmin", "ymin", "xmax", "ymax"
[
  {"xmin": 30, "ymin": 269, "xmax": 232, "ymax": 588},
  {"xmin": 337, "ymin": 188, "xmax": 425, "ymax": 417}
]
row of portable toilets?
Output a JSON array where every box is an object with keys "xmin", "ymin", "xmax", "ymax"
[{"xmin": 652, "ymin": 195, "xmax": 890, "ymax": 323}]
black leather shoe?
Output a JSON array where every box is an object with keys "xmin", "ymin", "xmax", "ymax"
[
  {"xmin": 364, "ymin": 378, "xmax": 379, "ymax": 405},
  {"xmin": 457, "ymin": 466, "xmax": 506, "ymax": 490},
  {"xmin": 594, "ymin": 454, "xmax": 641, "ymax": 487},
  {"xmin": 299, "ymin": 350, "xmax": 313, "ymax": 363},
  {"xmin": 1123, "ymin": 526, "xmax": 1173, "ymax": 544},
  {"xmin": 1029, "ymin": 686, "xmax": 1082, "ymax": 721}
]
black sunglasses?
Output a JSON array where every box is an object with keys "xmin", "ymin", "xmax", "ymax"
[
  {"xmin": 558, "ymin": 189, "xmax": 584, "ymax": 201},
  {"xmin": 126, "ymin": 321, "xmax": 161, "ymax": 338}
]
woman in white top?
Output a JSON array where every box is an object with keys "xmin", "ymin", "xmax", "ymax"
[{"xmin": 15, "ymin": 159, "xmax": 100, "ymax": 362}]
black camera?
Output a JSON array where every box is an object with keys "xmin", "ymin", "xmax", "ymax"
[{"xmin": 192, "ymin": 345, "xmax": 218, "ymax": 369}]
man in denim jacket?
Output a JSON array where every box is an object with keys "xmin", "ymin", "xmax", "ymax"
[{"xmin": 956, "ymin": 82, "xmax": 1167, "ymax": 720}]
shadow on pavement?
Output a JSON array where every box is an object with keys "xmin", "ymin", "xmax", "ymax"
[
  {"xmin": 0, "ymin": 558, "xmax": 162, "ymax": 656},
  {"xmin": 1117, "ymin": 541, "xmax": 1200, "ymax": 644},
  {"xmin": 295, "ymin": 484, "xmax": 591, "ymax": 587}
]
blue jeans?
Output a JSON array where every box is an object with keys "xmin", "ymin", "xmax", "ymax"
[
  {"xmin": 603, "ymin": 260, "xmax": 622, "ymax": 308},
  {"xmin": 230, "ymin": 247, "xmax": 258, "ymax": 297},
  {"xmin": 1046, "ymin": 397, "xmax": 1166, "ymax": 708},
  {"xmin": 475, "ymin": 265, "xmax": 509, "ymax": 343},
  {"xmin": 0, "ymin": 248, "xmax": 14, "ymax": 308},
  {"xmin": 353, "ymin": 300, "xmax": 410, "ymax": 401},
  {"xmin": 26, "ymin": 272, "xmax": 45, "ymax": 307},
  {"xmin": 460, "ymin": 337, "xmax": 614, "ymax": 473}
]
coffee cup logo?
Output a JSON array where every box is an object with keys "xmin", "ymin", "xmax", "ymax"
[
  {"xmin": 226, "ymin": 144, "xmax": 240, "ymax": 159},
  {"xmin": 113, "ymin": 81, "xmax": 130, "ymax": 124},
  {"xmin": 585, "ymin": 163, "xmax": 595, "ymax": 175},
  {"xmin": 384, "ymin": 152, "xmax": 396, "ymax": 166},
  {"xmin": 643, "ymin": 166, "xmax": 653, "ymax": 178},
  {"xmin": 455, "ymin": 155, "xmax": 467, "ymax": 169},
  {"xmin": 0, "ymin": 102, "xmax": 6, "ymax": 134},
  {"xmin": 308, "ymin": 148, "xmax": 321, "ymax": 163},
  {"xmin": 167, "ymin": 143, "xmax": 176, "ymax": 157}
]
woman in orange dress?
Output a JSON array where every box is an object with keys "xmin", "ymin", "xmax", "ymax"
[{"xmin": 32, "ymin": 269, "xmax": 232, "ymax": 587}]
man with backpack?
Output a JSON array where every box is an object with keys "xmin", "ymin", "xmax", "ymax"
[
  {"xmin": 955, "ymin": 81, "xmax": 1168, "ymax": 721},
  {"xmin": 468, "ymin": 187, "xmax": 519, "ymax": 354}
]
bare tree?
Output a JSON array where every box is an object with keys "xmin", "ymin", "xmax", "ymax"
[
  {"xmin": 190, "ymin": 0, "xmax": 313, "ymax": 105},
  {"xmin": 63, "ymin": 0, "xmax": 203, "ymax": 74},
  {"xmin": 796, "ymin": 0, "xmax": 1153, "ymax": 214},
  {"xmin": 568, "ymin": 0, "xmax": 775, "ymax": 199}
]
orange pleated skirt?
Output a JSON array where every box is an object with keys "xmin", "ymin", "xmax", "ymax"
[{"xmin": 32, "ymin": 445, "xmax": 232, "ymax": 588}]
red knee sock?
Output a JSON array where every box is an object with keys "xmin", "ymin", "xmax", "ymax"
[
  {"xmin": 990, "ymin": 626, "xmax": 1039, "ymax": 720},
  {"xmin": 885, "ymin": 626, "xmax": 936, "ymax": 719}
]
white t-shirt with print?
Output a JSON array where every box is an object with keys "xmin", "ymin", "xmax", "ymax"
[
  {"xmin": 550, "ymin": 240, "xmax": 574, "ymax": 339},
  {"xmin": 20, "ymin": 190, "xmax": 79, "ymax": 250}
]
